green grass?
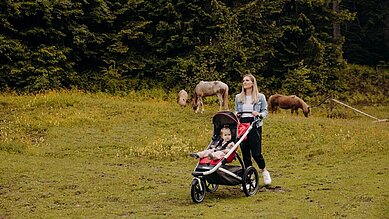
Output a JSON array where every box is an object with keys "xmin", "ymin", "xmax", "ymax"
[{"xmin": 0, "ymin": 90, "xmax": 388, "ymax": 218}]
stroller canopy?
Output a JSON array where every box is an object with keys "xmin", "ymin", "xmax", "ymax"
[
  {"xmin": 212, "ymin": 111, "xmax": 239, "ymax": 142},
  {"xmin": 213, "ymin": 111, "xmax": 239, "ymax": 126}
]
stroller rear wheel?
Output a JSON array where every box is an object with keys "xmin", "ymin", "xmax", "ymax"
[
  {"xmin": 191, "ymin": 178, "xmax": 206, "ymax": 203},
  {"xmin": 242, "ymin": 166, "xmax": 259, "ymax": 197},
  {"xmin": 205, "ymin": 180, "xmax": 219, "ymax": 193}
]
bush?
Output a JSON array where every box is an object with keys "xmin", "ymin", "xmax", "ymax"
[{"xmin": 335, "ymin": 64, "xmax": 389, "ymax": 105}]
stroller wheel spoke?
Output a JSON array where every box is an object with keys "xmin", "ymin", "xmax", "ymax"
[{"xmin": 205, "ymin": 180, "xmax": 219, "ymax": 193}]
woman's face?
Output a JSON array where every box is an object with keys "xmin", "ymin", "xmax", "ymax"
[{"xmin": 242, "ymin": 76, "xmax": 253, "ymax": 90}]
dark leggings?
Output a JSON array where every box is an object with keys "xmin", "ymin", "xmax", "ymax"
[{"xmin": 240, "ymin": 120, "xmax": 266, "ymax": 169}]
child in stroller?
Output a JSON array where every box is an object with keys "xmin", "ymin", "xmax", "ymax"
[
  {"xmin": 189, "ymin": 127, "xmax": 235, "ymax": 160},
  {"xmin": 190, "ymin": 111, "xmax": 261, "ymax": 203}
]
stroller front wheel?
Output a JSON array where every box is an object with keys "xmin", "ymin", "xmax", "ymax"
[{"xmin": 191, "ymin": 178, "xmax": 206, "ymax": 203}]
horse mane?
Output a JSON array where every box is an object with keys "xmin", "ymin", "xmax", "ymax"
[
  {"xmin": 296, "ymin": 96, "xmax": 310, "ymax": 113},
  {"xmin": 192, "ymin": 91, "xmax": 198, "ymax": 104}
]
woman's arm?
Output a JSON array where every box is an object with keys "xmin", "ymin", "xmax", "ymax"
[{"xmin": 258, "ymin": 93, "xmax": 268, "ymax": 118}]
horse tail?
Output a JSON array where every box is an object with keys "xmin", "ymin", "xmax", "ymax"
[
  {"xmin": 268, "ymin": 95, "xmax": 274, "ymax": 112},
  {"xmin": 267, "ymin": 95, "xmax": 272, "ymax": 110},
  {"xmin": 222, "ymin": 85, "xmax": 229, "ymax": 110}
]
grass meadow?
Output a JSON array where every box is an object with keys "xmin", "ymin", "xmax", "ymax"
[{"xmin": 0, "ymin": 90, "xmax": 388, "ymax": 218}]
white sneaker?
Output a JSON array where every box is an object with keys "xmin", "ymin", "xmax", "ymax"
[{"xmin": 263, "ymin": 170, "xmax": 272, "ymax": 185}]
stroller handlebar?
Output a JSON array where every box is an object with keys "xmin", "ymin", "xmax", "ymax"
[{"xmin": 236, "ymin": 111, "xmax": 263, "ymax": 125}]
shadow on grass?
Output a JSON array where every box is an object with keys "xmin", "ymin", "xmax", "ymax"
[{"xmin": 202, "ymin": 185, "xmax": 290, "ymax": 201}]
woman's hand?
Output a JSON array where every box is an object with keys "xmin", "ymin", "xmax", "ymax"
[
  {"xmin": 252, "ymin": 111, "xmax": 259, "ymax": 117},
  {"xmin": 252, "ymin": 111, "xmax": 263, "ymax": 118}
]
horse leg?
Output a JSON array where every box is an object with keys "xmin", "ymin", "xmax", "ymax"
[
  {"xmin": 195, "ymin": 98, "xmax": 200, "ymax": 113},
  {"xmin": 271, "ymin": 106, "xmax": 277, "ymax": 114},
  {"xmin": 200, "ymin": 97, "xmax": 205, "ymax": 113},
  {"xmin": 291, "ymin": 107, "xmax": 298, "ymax": 116},
  {"xmin": 217, "ymin": 93, "xmax": 223, "ymax": 111}
]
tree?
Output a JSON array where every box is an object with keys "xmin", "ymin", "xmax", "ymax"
[{"xmin": 342, "ymin": 0, "xmax": 389, "ymax": 65}]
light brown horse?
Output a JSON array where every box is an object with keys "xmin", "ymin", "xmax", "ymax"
[
  {"xmin": 177, "ymin": 90, "xmax": 188, "ymax": 107},
  {"xmin": 268, "ymin": 94, "xmax": 310, "ymax": 117},
  {"xmin": 192, "ymin": 81, "xmax": 229, "ymax": 113}
]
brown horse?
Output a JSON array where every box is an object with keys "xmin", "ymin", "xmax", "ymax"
[
  {"xmin": 268, "ymin": 94, "xmax": 310, "ymax": 117},
  {"xmin": 192, "ymin": 81, "xmax": 229, "ymax": 113},
  {"xmin": 177, "ymin": 89, "xmax": 188, "ymax": 107}
]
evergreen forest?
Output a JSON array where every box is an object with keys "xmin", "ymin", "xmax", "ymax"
[{"xmin": 0, "ymin": 0, "xmax": 388, "ymax": 102}]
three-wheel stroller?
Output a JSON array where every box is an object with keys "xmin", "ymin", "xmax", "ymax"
[{"xmin": 190, "ymin": 111, "xmax": 261, "ymax": 203}]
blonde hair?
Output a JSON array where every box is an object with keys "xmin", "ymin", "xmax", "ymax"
[{"xmin": 237, "ymin": 74, "xmax": 259, "ymax": 104}]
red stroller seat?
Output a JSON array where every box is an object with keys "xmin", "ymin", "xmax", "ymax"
[
  {"xmin": 198, "ymin": 148, "xmax": 237, "ymax": 165},
  {"xmin": 238, "ymin": 122, "xmax": 250, "ymax": 141},
  {"xmin": 198, "ymin": 116, "xmax": 250, "ymax": 166}
]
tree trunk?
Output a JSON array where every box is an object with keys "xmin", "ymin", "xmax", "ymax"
[
  {"xmin": 333, "ymin": 0, "xmax": 341, "ymax": 40},
  {"xmin": 385, "ymin": 16, "xmax": 389, "ymax": 57}
]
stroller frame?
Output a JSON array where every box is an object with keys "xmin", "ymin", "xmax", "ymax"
[{"xmin": 190, "ymin": 111, "xmax": 261, "ymax": 203}]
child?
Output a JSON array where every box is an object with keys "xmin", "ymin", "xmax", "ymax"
[{"xmin": 190, "ymin": 127, "xmax": 235, "ymax": 160}]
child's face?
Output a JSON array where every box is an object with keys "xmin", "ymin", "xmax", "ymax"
[{"xmin": 221, "ymin": 130, "xmax": 231, "ymax": 141}]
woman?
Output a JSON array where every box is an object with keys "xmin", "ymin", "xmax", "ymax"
[{"xmin": 235, "ymin": 74, "xmax": 271, "ymax": 185}]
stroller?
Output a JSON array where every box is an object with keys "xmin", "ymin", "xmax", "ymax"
[{"xmin": 190, "ymin": 111, "xmax": 262, "ymax": 203}]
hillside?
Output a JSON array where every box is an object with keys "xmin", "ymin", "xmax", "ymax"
[{"xmin": 0, "ymin": 91, "xmax": 388, "ymax": 218}]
